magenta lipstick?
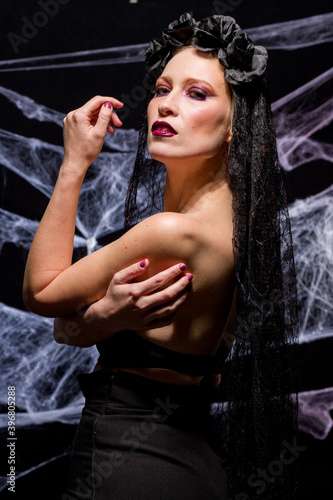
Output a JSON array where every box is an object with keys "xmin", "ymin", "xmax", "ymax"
[{"xmin": 152, "ymin": 121, "xmax": 177, "ymax": 137}]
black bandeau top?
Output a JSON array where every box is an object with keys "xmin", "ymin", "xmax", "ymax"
[{"xmin": 96, "ymin": 330, "xmax": 230, "ymax": 376}]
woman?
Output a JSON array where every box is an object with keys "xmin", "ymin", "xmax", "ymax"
[{"xmin": 23, "ymin": 13, "xmax": 298, "ymax": 499}]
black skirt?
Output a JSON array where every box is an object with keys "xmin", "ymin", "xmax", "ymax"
[{"xmin": 64, "ymin": 370, "xmax": 227, "ymax": 500}]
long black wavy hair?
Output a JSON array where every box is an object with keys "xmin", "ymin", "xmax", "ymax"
[{"xmin": 124, "ymin": 13, "xmax": 299, "ymax": 499}]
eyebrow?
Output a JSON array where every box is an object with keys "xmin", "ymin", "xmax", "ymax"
[{"xmin": 156, "ymin": 76, "xmax": 216, "ymax": 92}]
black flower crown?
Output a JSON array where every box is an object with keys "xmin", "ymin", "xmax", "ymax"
[{"xmin": 145, "ymin": 12, "xmax": 268, "ymax": 85}]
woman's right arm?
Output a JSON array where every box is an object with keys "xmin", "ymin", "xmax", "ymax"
[
  {"xmin": 23, "ymin": 96, "xmax": 123, "ymax": 313},
  {"xmin": 23, "ymin": 96, "xmax": 201, "ymax": 318}
]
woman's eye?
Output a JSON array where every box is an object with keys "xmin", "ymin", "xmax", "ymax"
[
  {"xmin": 188, "ymin": 89, "xmax": 207, "ymax": 100},
  {"xmin": 154, "ymin": 86, "xmax": 169, "ymax": 97}
]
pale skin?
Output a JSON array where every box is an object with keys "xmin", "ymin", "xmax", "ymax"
[
  {"xmin": 23, "ymin": 48, "xmax": 236, "ymax": 385},
  {"xmin": 53, "ymin": 258, "xmax": 194, "ymax": 347}
]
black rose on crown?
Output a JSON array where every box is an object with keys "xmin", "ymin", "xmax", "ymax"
[
  {"xmin": 145, "ymin": 12, "xmax": 196, "ymax": 79},
  {"xmin": 227, "ymin": 32, "xmax": 254, "ymax": 68},
  {"xmin": 222, "ymin": 32, "xmax": 268, "ymax": 84},
  {"xmin": 145, "ymin": 13, "xmax": 268, "ymax": 85},
  {"xmin": 192, "ymin": 15, "xmax": 241, "ymax": 52}
]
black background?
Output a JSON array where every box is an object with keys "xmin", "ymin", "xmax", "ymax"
[{"xmin": 1, "ymin": 1, "xmax": 332, "ymax": 498}]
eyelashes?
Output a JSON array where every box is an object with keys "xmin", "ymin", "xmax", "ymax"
[
  {"xmin": 153, "ymin": 86, "xmax": 169, "ymax": 97},
  {"xmin": 187, "ymin": 89, "xmax": 208, "ymax": 101},
  {"xmin": 153, "ymin": 86, "xmax": 208, "ymax": 101}
]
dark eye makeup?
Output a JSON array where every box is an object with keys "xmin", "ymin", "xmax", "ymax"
[
  {"xmin": 153, "ymin": 85, "xmax": 208, "ymax": 101},
  {"xmin": 154, "ymin": 86, "xmax": 170, "ymax": 96},
  {"xmin": 187, "ymin": 88, "xmax": 208, "ymax": 100}
]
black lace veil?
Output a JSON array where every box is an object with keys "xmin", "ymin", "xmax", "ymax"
[{"xmin": 124, "ymin": 13, "xmax": 299, "ymax": 499}]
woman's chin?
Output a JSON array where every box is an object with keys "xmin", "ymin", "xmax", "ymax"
[{"xmin": 148, "ymin": 146, "xmax": 173, "ymax": 163}]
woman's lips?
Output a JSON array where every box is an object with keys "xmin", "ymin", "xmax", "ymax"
[{"xmin": 152, "ymin": 121, "xmax": 177, "ymax": 137}]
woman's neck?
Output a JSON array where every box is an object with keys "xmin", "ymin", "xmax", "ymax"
[{"xmin": 163, "ymin": 157, "xmax": 229, "ymax": 214}]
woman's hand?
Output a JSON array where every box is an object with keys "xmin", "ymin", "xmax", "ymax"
[
  {"xmin": 53, "ymin": 259, "xmax": 193, "ymax": 347},
  {"xmin": 94, "ymin": 259, "xmax": 193, "ymax": 332},
  {"xmin": 62, "ymin": 95, "xmax": 123, "ymax": 175}
]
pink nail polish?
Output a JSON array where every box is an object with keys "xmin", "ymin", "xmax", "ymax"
[
  {"xmin": 103, "ymin": 101, "xmax": 112, "ymax": 109},
  {"xmin": 179, "ymin": 264, "xmax": 186, "ymax": 270},
  {"xmin": 140, "ymin": 260, "xmax": 146, "ymax": 268},
  {"xmin": 187, "ymin": 274, "xmax": 193, "ymax": 281}
]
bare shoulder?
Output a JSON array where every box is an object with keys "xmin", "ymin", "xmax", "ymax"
[
  {"xmin": 136, "ymin": 211, "xmax": 202, "ymax": 235},
  {"xmin": 122, "ymin": 210, "xmax": 234, "ymax": 283},
  {"xmin": 119, "ymin": 212, "xmax": 204, "ymax": 261},
  {"xmin": 117, "ymin": 209, "xmax": 233, "ymax": 268}
]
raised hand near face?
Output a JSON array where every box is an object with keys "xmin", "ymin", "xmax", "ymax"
[{"xmin": 62, "ymin": 95, "xmax": 123, "ymax": 175}]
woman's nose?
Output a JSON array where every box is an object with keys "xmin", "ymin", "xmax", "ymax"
[{"xmin": 158, "ymin": 93, "xmax": 178, "ymax": 116}]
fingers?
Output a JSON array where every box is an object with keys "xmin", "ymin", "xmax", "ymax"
[
  {"xmin": 137, "ymin": 263, "xmax": 190, "ymax": 295},
  {"xmin": 109, "ymin": 261, "xmax": 193, "ymax": 329},
  {"xmin": 83, "ymin": 95, "xmax": 124, "ymax": 112},
  {"xmin": 82, "ymin": 96, "xmax": 123, "ymax": 136},
  {"xmin": 113, "ymin": 261, "xmax": 191, "ymax": 290},
  {"xmin": 110, "ymin": 107, "xmax": 123, "ymax": 128},
  {"xmin": 113, "ymin": 259, "xmax": 151, "ymax": 285},
  {"xmin": 95, "ymin": 101, "xmax": 121, "ymax": 136},
  {"xmin": 143, "ymin": 274, "xmax": 192, "ymax": 311}
]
